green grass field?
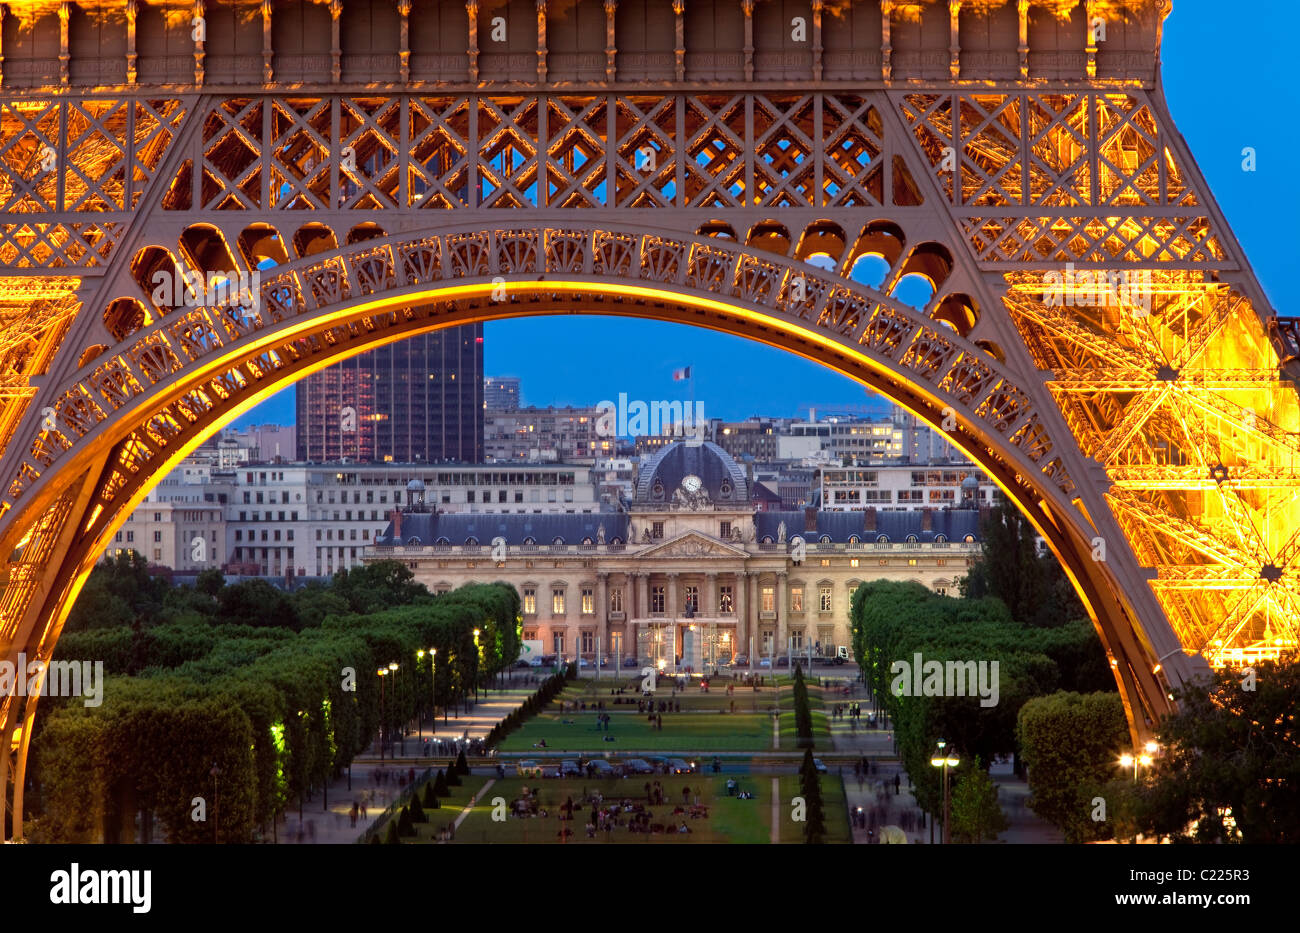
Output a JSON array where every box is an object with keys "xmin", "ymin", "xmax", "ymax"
[
  {"xmin": 774, "ymin": 774, "xmax": 853, "ymax": 844},
  {"xmin": 450, "ymin": 775, "xmax": 775, "ymax": 844},
  {"xmin": 497, "ymin": 709, "xmax": 777, "ymax": 752},
  {"xmin": 555, "ymin": 680, "xmax": 780, "ymax": 714}
]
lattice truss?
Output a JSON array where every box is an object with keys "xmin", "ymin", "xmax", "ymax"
[
  {"xmin": 1004, "ymin": 274, "xmax": 1300, "ymax": 667},
  {"xmin": 151, "ymin": 93, "xmax": 906, "ymax": 214},
  {"xmin": 898, "ymin": 90, "xmax": 1226, "ymax": 264},
  {"xmin": 0, "ymin": 98, "xmax": 185, "ymax": 268}
]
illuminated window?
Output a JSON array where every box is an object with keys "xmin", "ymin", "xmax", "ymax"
[
  {"xmin": 523, "ymin": 587, "xmax": 537, "ymax": 615},
  {"xmin": 761, "ymin": 586, "xmax": 775, "ymax": 612},
  {"xmin": 552, "ymin": 588, "xmax": 566, "ymax": 615},
  {"xmin": 581, "ymin": 587, "xmax": 594, "ymax": 614},
  {"xmin": 790, "ymin": 586, "xmax": 804, "ymax": 612},
  {"xmin": 819, "ymin": 586, "xmax": 832, "ymax": 612}
]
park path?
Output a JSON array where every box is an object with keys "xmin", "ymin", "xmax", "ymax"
[
  {"xmin": 452, "ymin": 778, "xmax": 495, "ymax": 832},
  {"xmin": 770, "ymin": 777, "xmax": 780, "ymax": 844}
]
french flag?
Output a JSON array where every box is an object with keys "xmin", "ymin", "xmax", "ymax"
[{"xmin": 672, "ymin": 366, "xmax": 691, "ymax": 381}]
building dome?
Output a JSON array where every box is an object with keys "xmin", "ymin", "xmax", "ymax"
[{"xmin": 634, "ymin": 440, "xmax": 748, "ymax": 505}]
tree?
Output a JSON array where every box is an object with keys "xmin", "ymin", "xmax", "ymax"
[
  {"xmin": 949, "ymin": 758, "xmax": 1008, "ymax": 843},
  {"xmin": 397, "ymin": 805, "xmax": 414, "ymax": 837},
  {"xmin": 409, "ymin": 793, "xmax": 426, "ymax": 823},
  {"xmin": 959, "ymin": 502, "xmax": 1084, "ymax": 628},
  {"xmin": 217, "ymin": 578, "xmax": 300, "ymax": 630},
  {"xmin": 1016, "ymin": 691, "xmax": 1128, "ymax": 843},
  {"xmin": 195, "ymin": 568, "xmax": 225, "ymax": 598},
  {"xmin": 1131, "ymin": 660, "xmax": 1300, "ymax": 844},
  {"xmin": 422, "ymin": 782, "xmax": 440, "ymax": 809},
  {"xmin": 384, "ymin": 821, "xmax": 400, "ymax": 844},
  {"xmin": 455, "ymin": 749, "xmax": 469, "ymax": 776}
]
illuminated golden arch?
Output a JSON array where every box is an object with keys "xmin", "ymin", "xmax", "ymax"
[
  {"xmin": 1, "ymin": 2, "xmax": 1296, "ymax": 840},
  {"xmin": 0, "ymin": 225, "xmax": 1184, "ymax": 830}
]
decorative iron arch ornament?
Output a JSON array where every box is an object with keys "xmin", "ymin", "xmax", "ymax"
[{"xmin": 1, "ymin": 0, "xmax": 1297, "ymax": 841}]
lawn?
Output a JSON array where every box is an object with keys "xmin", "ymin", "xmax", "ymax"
[
  {"xmin": 774, "ymin": 773, "xmax": 853, "ymax": 844},
  {"xmin": 777, "ymin": 708, "xmax": 832, "ymax": 750},
  {"xmin": 450, "ymin": 775, "xmax": 774, "ymax": 844},
  {"xmin": 497, "ymin": 708, "xmax": 777, "ymax": 752},
  {"xmin": 556, "ymin": 679, "xmax": 780, "ymax": 714},
  {"xmin": 369, "ymin": 774, "xmax": 487, "ymax": 842}
]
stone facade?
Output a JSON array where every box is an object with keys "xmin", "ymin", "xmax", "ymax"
[{"xmin": 366, "ymin": 441, "xmax": 980, "ymax": 668}]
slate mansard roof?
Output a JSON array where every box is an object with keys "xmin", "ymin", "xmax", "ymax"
[
  {"xmin": 752, "ymin": 509, "xmax": 981, "ymax": 544},
  {"xmin": 375, "ymin": 511, "xmax": 630, "ymax": 547}
]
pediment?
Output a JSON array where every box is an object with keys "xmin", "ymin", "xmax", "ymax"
[{"xmin": 636, "ymin": 531, "xmax": 748, "ymax": 559}]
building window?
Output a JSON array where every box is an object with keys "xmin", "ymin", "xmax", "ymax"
[
  {"xmin": 552, "ymin": 588, "xmax": 566, "ymax": 615},
  {"xmin": 719, "ymin": 585, "xmax": 733, "ymax": 613},
  {"xmin": 651, "ymin": 585, "xmax": 665, "ymax": 614},
  {"xmin": 581, "ymin": 630, "xmax": 594, "ymax": 654},
  {"xmin": 719, "ymin": 521, "xmax": 731, "ymax": 539},
  {"xmin": 523, "ymin": 587, "xmax": 537, "ymax": 615},
  {"xmin": 792, "ymin": 629, "xmax": 804, "ymax": 650},
  {"xmin": 684, "ymin": 586, "xmax": 698, "ymax": 614},
  {"xmin": 820, "ymin": 558, "xmax": 831, "ymax": 567},
  {"xmin": 761, "ymin": 585, "xmax": 775, "ymax": 612},
  {"xmin": 849, "ymin": 558, "xmax": 859, "ymax": 568},
  {"xmin": 908, "ymin": 558, "xmax": 918, "ymax": 566},
  {"xmin": 610, "ymin": 588, "xmax": 624, "ymax": 613},
  {"xmin": 819, "ymin": 586, "xmax": 833, "ymax": 612},
  {"xmin": 553, "ymin": 632, "xmax": 565, "ymax": 655},
  {"xmin": 126, "ymin": 531, "xmax": 134, "ymax": 543},
  {"xmin": 153, "ymin": 531, "xmax": 162, "ymax": 543},
  {"xmin": 790, "ymin": 586, "xmax": 804, "ymax": 612},
  {"xmin": 581, "ymin": 587, "xmax": 594, "ymax": 614},
  {"xmin": 652, "ymin": 521, "xmax": 664, "ymax": 539}
]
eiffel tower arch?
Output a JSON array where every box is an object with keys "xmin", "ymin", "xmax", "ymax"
[{"xmin": 0, "ymin": 0, "xmax": 1294, "ymax": 840}]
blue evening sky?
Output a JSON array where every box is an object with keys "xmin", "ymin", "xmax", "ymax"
[{"xmin": 235, "ymin": 0, "xmax": 1297, "ymax": 428}]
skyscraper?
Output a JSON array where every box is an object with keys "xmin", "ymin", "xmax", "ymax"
[
  {"xmin": 484, "ymin": 376, "xmax": 522, "ymax": 411},
  {"xmin": 296, "ymin": 325, "xmax": 483, "ymax": 463}
]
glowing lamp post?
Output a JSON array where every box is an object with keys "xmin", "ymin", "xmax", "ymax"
[
  {"xmin": 930, "ymin": 739, "xmax": 959, "ymax": 845},
  {"xmin": 473, "ymin": 629, "xmax": 482, "ymax": 703}
]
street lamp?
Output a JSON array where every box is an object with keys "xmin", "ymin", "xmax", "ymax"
[
  {"xmin": 388, "ymin": 662, "xmax": 399, "ymax": 755},
  {"xmin": 434, "ymin": 649, "xmax": 444, "ymax": 738},
  {"xmin": 930, "ymin": 739, "xmax": 959, "ymax": 845},
  {"xmin": 209, "ymin": 762, "xmax": 221, "ymax": 844},
  {"xmin": 416, "ymin": 649, "xmax": 426, "ymax": 741},
  {"xmin": 377, "ymin": 667, "xmax": 389, "ymax": 761},
  {"xmin": 472, "ymin": 628, "xmax": 482, "ymax": 703}
]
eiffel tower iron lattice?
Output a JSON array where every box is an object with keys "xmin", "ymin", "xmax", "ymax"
[{"xmin": 0, "ymin": 0, "xmax": 1295, "ymax": 841}]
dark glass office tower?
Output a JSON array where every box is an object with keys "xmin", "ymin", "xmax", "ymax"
[{"xmin": 296, "ymin": 324, "xmax": 483, "ymax": 463}]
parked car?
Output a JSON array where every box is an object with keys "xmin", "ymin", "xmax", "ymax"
[
  {"xmin": 587, "ymin": 759, "xmax": 614, "ymax": 777},
  {"xmin": 667, "ymin": 758, "xmax": 697, "ymax": 774},
  {"xmin": 775, "ymin": 656, "xmax": 790, "ymax": 668},
  {"xmin": 622, "ymin": 657, "xmax": 640, "ymax": 669},
  {"xmin": 622, "ymin": 758, "xmax": 655, "ymax": 775},
  {"xmin": 517, "ymin": 760, "xmax": 544, "ymax": 778},
  {"xmin": 539, "ymin": 654, "xmax": 558, "ymax": 667},
  {"xmin": 812, "ymin": 758, "xmax": 828, "ymax": 774},
  {"xmin": 559, "ymin": 759, "xmax": 583, "ymax": 777},
  {"xmin": 645, "ymin": 756, "xmax": 670, "ymax": 773},
  {"xmin": 578, "ymin": 658, "xmax": 592, "ymax": 669},
  {"xmin": 758, "ymin": 657, "xmax": 773, "ymax": 669},
  {"xmin": 733, "ymin": 655, "xmax": 749, "ymax": 667},
  {"xmin": 513, "ymin": 659, "xmax": 533, "ymax": 670}
]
